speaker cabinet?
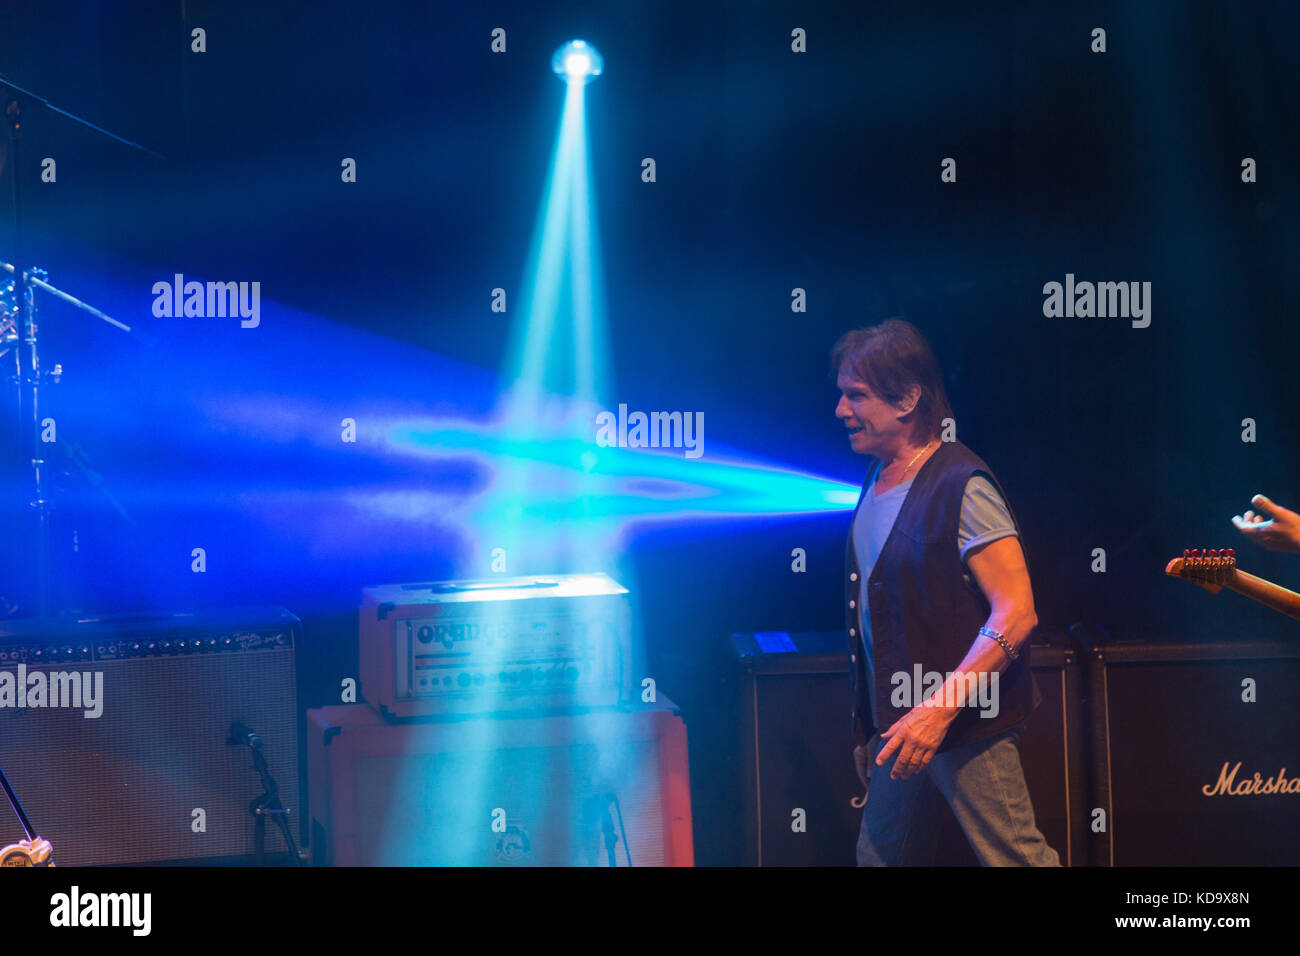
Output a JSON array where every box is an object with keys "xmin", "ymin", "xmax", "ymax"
[
  {"xmin": 306, "ymin": 699, "xmax": 693, "ymax": 866},
  {"xmin": 733, "ymin": 631, "xmax": 973, "ymax": 865},
  {"xmin": 0, "ymin": 608, "xmax": 300, "ymax": 866},
  {"xmin": 732, "ymin": 631, "xmax": 1078, "ymax": 866},
  {"xmin": 1020, "ymin": 642, "xmax": 1088, "ymax": 866},
  {"xmin": 1086, "ymin": 639, "xmax": 1300, "ymax": 866}
]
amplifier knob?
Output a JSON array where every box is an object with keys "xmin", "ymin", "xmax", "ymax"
[
  {"xmin": 520, "ymin": 670, "xmax": 533, "ymax": 685},
  {"xmin": 457, "ymin": 672, "xmax": 471, "ymax": 688},
  {"xmin": 417, "ymin": 626, "xmax": 433, "ymax": 644}
]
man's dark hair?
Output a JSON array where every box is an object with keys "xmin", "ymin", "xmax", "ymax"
[{"xmin": 830, "ymin": 318, "xmax": 954, "ymax": 443}]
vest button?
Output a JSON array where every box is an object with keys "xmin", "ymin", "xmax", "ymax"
[
  {"xmin": 850, "ymin": 654, "xmax": 857, "ymax": 663},
  {"xmin": 849, "ymin": 628, "xmax": 856, "ymax": 637},
  {"xmin": 849, "ymin": 600, "xmax": 855, "ymax": 609},
  {"xmin": 850, "ymin": 573, "xmax": 858, "ymax": 582}
]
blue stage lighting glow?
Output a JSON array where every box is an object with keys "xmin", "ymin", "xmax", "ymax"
[
  {"xmin": 552, "ymin": 39, "xmax": 603, "ymax": 83},
  {"xmin": 385, "ymin": 416, "xmax": 861, "ymax": 522}
]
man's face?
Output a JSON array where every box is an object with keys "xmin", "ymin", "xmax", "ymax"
[{"xmin": 835, "ymin": 368, "xmax": 909, "ymax": 456}]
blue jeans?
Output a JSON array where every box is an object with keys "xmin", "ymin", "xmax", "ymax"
[{"xmin": 855, "ymin": 720, "xmax": 1061, "ymax": 866}]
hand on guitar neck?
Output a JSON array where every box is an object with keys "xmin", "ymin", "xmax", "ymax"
[{"xmin": 1232, "ymin": 494, "xmax": 1300, "ymax": 553}]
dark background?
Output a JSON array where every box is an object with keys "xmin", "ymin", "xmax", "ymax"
[{"xmin": 1, "ymin": 0, "xmax": 1297, "ymax": 864}]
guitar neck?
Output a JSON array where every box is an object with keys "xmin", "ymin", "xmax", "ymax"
[{"xmin": 1224, "ymin": 568, "xmax": 1300, "ymax": 622}]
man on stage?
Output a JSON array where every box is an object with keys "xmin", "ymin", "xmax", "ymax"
[{"xmin": 833, "ymin": 318, "xmax": 1059, "ymax": 866}]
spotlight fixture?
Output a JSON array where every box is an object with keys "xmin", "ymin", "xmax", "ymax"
[{"xmin": 551, "ymin": 39, "xmax": 603, "ymax": 84}]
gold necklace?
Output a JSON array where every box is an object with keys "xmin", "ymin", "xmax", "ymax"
[{"xmin": 890, "ymin": 440, "xmax": 935, "ymax": 480}]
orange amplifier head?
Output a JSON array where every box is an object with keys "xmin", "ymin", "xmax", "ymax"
[{"xmin": 359, "ymin": 573, "xmax": 633, "ymax": 719}]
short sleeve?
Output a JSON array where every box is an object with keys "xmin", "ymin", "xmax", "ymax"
[{"xmin": 958, "ymin": 475, "xmax": 1018, "ymax": 559}]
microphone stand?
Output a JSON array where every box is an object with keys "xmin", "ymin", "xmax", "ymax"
[
  {"xmin": 0, "ymin": 73, "xmax": 162, "ymax": 617},
  {"xmin": 0, "ymin": 761, "xmax": 52, "ymax": 865},
  {"xmin": 229, "ymin": 725, "xmax": 301, "ymax": 866},
  {"xmin": 583, "ymin": 791, "xmax": 633, "ymax": 867},
  {"xmin": 3, "ymin": 93, "xmax": 48, "ymax": 617},
  {"xmin": 598, "ymin": 801, "xmax": 618, "ymax": 867}
]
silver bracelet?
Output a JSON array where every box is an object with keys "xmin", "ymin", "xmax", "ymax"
[{"xmin": 979, "ymin": 625, "xmax": 1018, "ymax": 662}]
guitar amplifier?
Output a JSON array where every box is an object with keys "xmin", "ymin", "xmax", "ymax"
[
  {"xmin": 0, "ymin": 607, "xmax": 300, "ymax": 866},
  {"xmin": 1086, "ymin": 637, "xmax": 1300, "ymax": 866},
  {"xmin": 359, "ymin": 574, "xmax": 632, "ymax": 718},
  {"xmin": 306, "ymin": 699, "xmax": 693, "ymax": 865}
]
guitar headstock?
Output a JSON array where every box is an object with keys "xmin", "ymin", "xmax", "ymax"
[{"xmin": 1165, "ymin": 548, "xmax": 1237, "ymax": 593}]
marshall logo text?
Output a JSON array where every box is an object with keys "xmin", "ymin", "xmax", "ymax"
[{"xmin": 1201, "ymin": 762, "xmax": 1300, "ymax": 796}]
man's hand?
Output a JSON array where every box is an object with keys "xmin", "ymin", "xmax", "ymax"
[
  {"xmin": 875, "ymin": 705, "xmax": 955, "ymax": 780},
  {"xmin": 1232, "ymin": 494, "xmax": 1300, "ymax": 553}
]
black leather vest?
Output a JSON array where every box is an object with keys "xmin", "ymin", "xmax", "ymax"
[{"xmin": 844, "ymin": 439, "xmax": 1040, "ymax": 751}]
